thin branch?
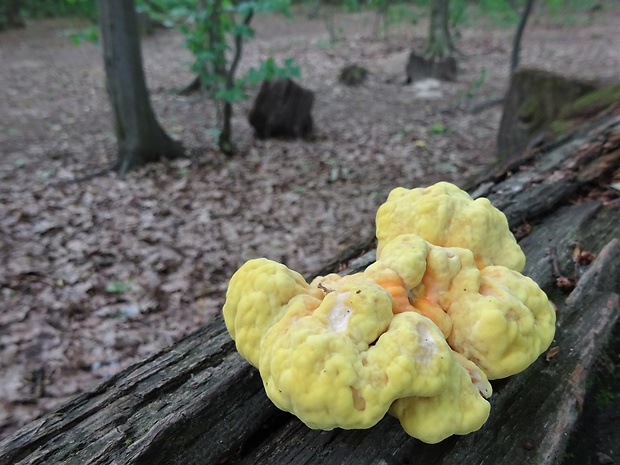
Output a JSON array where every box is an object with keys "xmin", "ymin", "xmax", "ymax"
[
  {"xmin": 511, "ymin": 0, "xmax": 535, "ymax": 73},
  {"xmin": 227, "ymin": 9, "xmax": 254, "ymax": 88},
  {"xmin": 46, "ymin": 160, "xmax": 119, "ymax": 187},
  {"xmin": 470, "ymin": 96, "xmax": 505, "ymax": 114}
]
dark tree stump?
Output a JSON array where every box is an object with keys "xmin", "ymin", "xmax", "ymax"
[
  {"xmin": 406, "ymin": 52, "xmax": 457, "ymax": 83},
  {"xmin": 248, "ymin": 78, "xmax": 314, "ymax": 139},
  {"xmin": 1, "ymin": 116, "xmax": 620, "ymax": 465}
]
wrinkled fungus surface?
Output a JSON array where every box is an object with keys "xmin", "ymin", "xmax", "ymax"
[{"xmin": 223, "ymin": 182, "xmax": 556, "ymax": 443}]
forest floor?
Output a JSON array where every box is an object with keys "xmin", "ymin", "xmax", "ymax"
[{"xmin": 1, "ymin": 2, "xmax": 619, "ymax": 444}]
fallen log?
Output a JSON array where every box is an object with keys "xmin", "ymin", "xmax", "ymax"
[{"xmin": 1, "ymin": 116, "xmax": 619, "ymax": 465}]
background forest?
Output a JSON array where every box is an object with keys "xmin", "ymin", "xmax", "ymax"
[{"xmin": 1, "ymin": 0, "xmax": 618, "ymax": 439}]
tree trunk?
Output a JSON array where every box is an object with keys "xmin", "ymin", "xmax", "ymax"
[
  {"xmin": 406, "ymin": 0, "xmax": 457, "ymax": 83},
  {"xmin": 219, "ymin": 102, "xmax": 234, "ymax": 154},
  {"xmin": 217, "ymin": 6, "xmax": 253, "ymax": 155},
  {"xmin": 510, "ymin": 0, "xmax": 535, "ymax": 72},
  {"xmin": 1, "ymin": 0, "xmax": 25, "ymax": 30},
  {"xmin": 426, "ymin": 0, "xmax": 454, "ymax": 59},
  {"xmin": 372, "ymin": 0, "xmax": 391, "ymax": 39},
  {"xmin": 97, "ymin": 0, "xmax": 184, "ymax": 177},
  {"xmin": 1, "ymin": 115, "xmax": 619, "ymax": 465}
]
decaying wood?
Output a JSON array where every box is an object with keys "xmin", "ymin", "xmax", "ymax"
[
  {"xmin": 405, "ymin": 53, "xmax": 457, "ymax": 83},
  {"xmin": 1, "ymin": 116, "xmax": 619, "ymax": 465},
  {"xmin": 496, "ymin": 68, "xmax": 598, "ymax": 163},
  {"xmin": 248, "ymin": 78, "xmax": 314, "ymax": 140}
]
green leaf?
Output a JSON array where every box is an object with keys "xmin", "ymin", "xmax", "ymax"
[
  {"xmin": 206, "ymin": 128, "xmax": 222, "ymax": 140},
  {"xmin": 105, "ymin": 281, "xmax": 132, "ymax": 294},
  {"xmin": 215, "ymin": 86, "xmax": 247, "ymax": 103},
  {"xmin": 430, "ymin": 123, "xmax": 449, "ymax": 135},
  {"xmin": 231, "ymin": 23, "xmax": 254, "ymax": 39},
  {"xmin": 242, "ymin": 57, "xmax": 300, "ymax": 86}
]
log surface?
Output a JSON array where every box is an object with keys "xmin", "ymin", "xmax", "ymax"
[{"xmin": 1, "ymin": 116, "xmax": 619, "ymax": 465}]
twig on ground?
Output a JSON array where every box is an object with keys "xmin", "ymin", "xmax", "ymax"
[
  {"xmin": 470, "ymin": 96, "xmax": 505, "ymax": 114},
  {"xmin": 46, "ymin": 161, "xmax": 119, "ymax": 187}
]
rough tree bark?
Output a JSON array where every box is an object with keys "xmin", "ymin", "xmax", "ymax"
[
  {"xmin": 248, "ymin": 78, "xmax": 314, "ymax": 139},
  {"xmin": 97, "ymin": 0, "xmax": 184, "ymax": 177},
  {"xmin": 497, "ymin": 68, "xmax": 598, "ymax": 162},
  {"xmin": 426, "ymin": 0, "xmax": 454, "ymax": 58},
  {"xmin": 1, "ymin": 116, "xmax": 619, "ymax": 464}
]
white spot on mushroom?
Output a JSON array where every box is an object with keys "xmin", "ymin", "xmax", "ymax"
[
  {"xmin": 468, "ymin": 367, "xmax": 492, "ymax": 398},
  {"xmin": 415, "ymin": 323, "xmax": 437, "ymax": 364},
  {"xmin": 327, "ymin": 291, "xmax": 352, "ymax": 333}
]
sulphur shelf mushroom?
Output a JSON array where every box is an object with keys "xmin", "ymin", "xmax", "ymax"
[{"xmin": 222, "ymin": 182, "xmax": 556, "ymax": 443}]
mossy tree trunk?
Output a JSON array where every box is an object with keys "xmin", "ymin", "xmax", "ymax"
[
  {"xmin": 97, "ymin": 0, "xmax": 184, "ymax": 177},
  {"xmin": 497, "ymin": 68, "xmax": 598, "ymax": 162},
  {"xmin": 425, "ymin": 0, "xmax": 454, "ymax": 59}
]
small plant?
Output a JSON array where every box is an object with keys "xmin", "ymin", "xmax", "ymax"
[
  {"xmin": 594, "ymin": 388, "xmax": 620, "ymax": 409},
  {"xmin": 343, "ymin": 0, "xmax": 361, "ymax": 12},
  {"xmin": 387, "ymin": 4, "xmax": 418, "ymax": 26},
  {"xmin": 179, "ymin": 0, "xmax": 300, "ymax": 154},
  {"xmin": 65, "ymin": 25, "xmax": 100, "ymax": 45},
  {"xmin": 370, "ymin": 0, "xmax": 419, "ymax": 38},
  {"xmin": 338, "ymin": 64, "xmax": 368, "ymax": 86},
  {"xmin": 472, "ymin": 0, "xmax": 520, "ymax": 27},
  {"xmin": 430, "ymin": 122, "xmax": 449, "ymax": 135},
  {"xmin": 105, "ymin": 281, "xmax": 132, "ymax": 294},
  {"xmin": 118, "ymin": 0, "xmax": 300, "ymax": 153},
  {"xmin": 466, "ymin": 67, "xmax": 487, "ymax": 100},
  {"xmin": 326, "ymin": 158, "xmax": 350, "ymax": 182}
]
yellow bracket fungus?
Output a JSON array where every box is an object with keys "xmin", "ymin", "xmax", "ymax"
[
  {"xmin": 375, "ymin": 182, "xmax": 526, "ymax": 271},
  {"xmin": 222, "ymin": 182, "xmax": 556, "ymax": 444}
]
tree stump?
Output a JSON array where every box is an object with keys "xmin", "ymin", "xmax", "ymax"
[
  {"xmin": 496, "ymin": 67, "xmax": 598, "ymax": 163},
  {"xmin": 1, "ymin": 116, "xmax": 619, "ymax": 465},
  {"xmin": 406, "ymin": 53, "xmax": 456, "ymax": 83},
  {"xmin": 248, "ymin": 78, "xmax": 314, "ymax": 139},
  {"xmin": 338, "ymin": 64, "xmax": 368, "ymax": 86}
]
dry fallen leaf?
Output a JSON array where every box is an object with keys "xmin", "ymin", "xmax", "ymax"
[
  {"xmin": 556, "ymin": 276, "xmax": 577, "ymax": 292},
  {"xmin": 512, "ymin": 221, "xmax": 533, "ymax": 240},
  {"xmin": 545, "ymin": 346, "xmax": 560, "ymax": 362}
]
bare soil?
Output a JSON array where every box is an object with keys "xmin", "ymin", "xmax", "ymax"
[{"xmin": 1, "ymin": 3, "xmax": 619, "ymax": 445}]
